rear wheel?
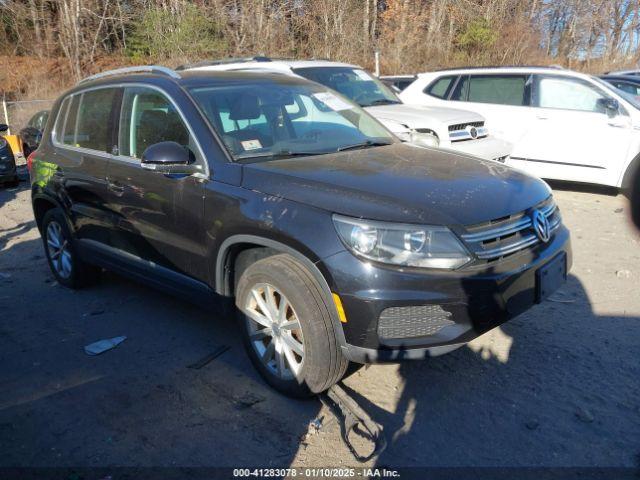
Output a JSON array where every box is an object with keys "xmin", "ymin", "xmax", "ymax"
[
  {"xmin": 41, "ymin": 208, "xmax": 100, "ymax": 288},
  {"xmin": 236, "ymin": 254, "xmax": 348, "ymax": 397}
]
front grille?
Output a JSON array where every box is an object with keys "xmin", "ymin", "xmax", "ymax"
[
  {"xmin": 378, "ymin": 305, "xmax": 455, "ymax": 340},
  {"xmin": 461, "ymin": 197, "xmax": 561, "ymax": 262},
  {"xmin": 448, "ymin": 121, "xmax": 484, "ymax": 132}
]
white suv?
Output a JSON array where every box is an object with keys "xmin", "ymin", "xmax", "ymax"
[
  {"xmin": 400, "ymin": 66, "xmax": 640, "ymax": 189},
  {"xmin": 180, "ymin": 58, "xmax": 512, "ymax": 162}
]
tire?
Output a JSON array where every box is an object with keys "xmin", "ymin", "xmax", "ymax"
[
  {"xmin": 41, "ymin": 208, "xmax": 100, "ymax": 289},
  {"xmin": 235, "ymin": 254, "xmax": 348, "ymax": 397},
  {"xmin": 622, "ymin": 160, "xmax": 640, "ymax": 198}
]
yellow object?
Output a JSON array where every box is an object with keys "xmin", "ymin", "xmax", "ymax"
[
  {"xmin": 332, "ymin": 293, "xmax": 348, "ymax": 323},
  {"xmin": 3, "ymin": 134, "xmax": 23, "ymax": 156}
]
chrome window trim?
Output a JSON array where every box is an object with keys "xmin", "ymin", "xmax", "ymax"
[{"xmin": 50, "ymin": 82, "xmax": 210, "ymax": 178}]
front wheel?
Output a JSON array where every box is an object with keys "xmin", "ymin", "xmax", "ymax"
[{"xmin": 236, "ymin": 254, "xmax": 348, "ymax": 397}]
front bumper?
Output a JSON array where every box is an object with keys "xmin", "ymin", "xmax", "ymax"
[
  {"xmin": 321, "ymin": 225, "xmax": 571, "ymax": 363},
  {"xmin": 443, "ymin": 136, "xmax": 513, "ymax": 162}
]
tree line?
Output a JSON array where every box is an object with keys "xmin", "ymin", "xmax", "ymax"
[{"xmin": 2, "ymin": 0, "xmax": 640, "ymax": 90}]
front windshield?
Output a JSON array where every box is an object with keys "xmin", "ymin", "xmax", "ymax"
[
  {"xmin": 292, "ymin": 66, "xmax": 401, "ymax": 108},
  {"xmin": 188, "ymin": 82, "xmax": 395, "ymax": 161},
  {"xmin": 592, "ymin": 76, "xmax": 640, "ymax": 110}
]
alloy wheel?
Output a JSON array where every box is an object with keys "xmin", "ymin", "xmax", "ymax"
[
  {"xmin": 46, "ymin": 221, "xmax": 72, "ymax": 279},
  {"xmin": 243, "ymin": 283, "xmax": 305, "ymax": 380}
]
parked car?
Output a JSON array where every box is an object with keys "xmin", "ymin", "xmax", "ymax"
[
  {"xmin": 31, "ymin": 66, "xmax": 571, "ymax": 397},
  {"xmin": 179, "ymin": 58, "xmax": 512, "ymax": 162},
  {"xmin": 400, "ymin": 66, "xmax": 640, "ymax": 190},
  {"xmin": 600, "ymin": 74, "xmax": 640, "ymax": 97},
  {"xmin": 20, "ymin": 110, "xmax": 49, "ymax": 158},
  {"xmin": 605, "ymin": 69, "xmax": 640, "ymax": 76},
  {"xmin": 0, "ymin": 124, "xmax": 19, "ymax": 187},
  {"xmin": 380, "ymin": 74, "xmax": 417, "ymax": 93}
]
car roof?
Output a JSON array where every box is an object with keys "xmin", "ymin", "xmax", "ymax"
[
  {"xmin": 182, "ymin": 59, "xmax": 361, "ymax": 73},
  {"xmin": 69, "ymin": 67, "xmax": 314, "ymax": 94},
  {"xmin": 419, "ymin": 65, "xmax": 568, "ymax": 75},
  {"xmin": 416, "ymin": 65, "xmax": 598, "ymax": 81},
  {"xmin": 380, "ymin": 75, "xmax": 416, "ymax": 80}
]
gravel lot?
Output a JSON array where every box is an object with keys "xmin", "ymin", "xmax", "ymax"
[{"xmin": 1, "ymin": 169, "xmax": 639, "ymax": 473}]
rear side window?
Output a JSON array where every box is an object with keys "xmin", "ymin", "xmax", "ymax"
[
  {"xmin": 62, "ymin": 95, "xmax": 81, "ymax": 145},
  {"xmin": 53, "ymin": 97, "xmax": 70, "ymax": 141},
  {"xmin": 75, "ymin": 88, "xmax": 117, "ymax": 151},
  {"xmin": 426, "ymin": 76, "xmax": 456, "ymax": 99},
  {"xmin": 453, "ymin": 74, "xmax": 529, "ymax": 106},
  {"xmin": 118, "ymin": 87, "xmax": 194, "ymax": 159}
]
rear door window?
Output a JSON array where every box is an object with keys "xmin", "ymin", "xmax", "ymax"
[
  {"xmin": 468, "ymin": 75, "xmax": 529, "ymax": 106},
  {"xmin": 75, "ymin": 88, "xmax": 117, "ymax": 151}
]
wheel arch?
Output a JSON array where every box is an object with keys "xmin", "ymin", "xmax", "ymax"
[
  {"xmin": 32, "ymin": 192, "xmax": 63, "ymax": 232},
  {"xmin": 215, "ymin": 234, "xmax": 348, "ymax": 349}
]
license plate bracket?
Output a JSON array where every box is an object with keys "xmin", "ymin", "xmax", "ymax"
[{"xmin": 536, "ymin": 252, "xmax": 567, "ymax": 303}]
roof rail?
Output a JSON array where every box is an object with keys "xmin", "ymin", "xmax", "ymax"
[
  {"xmin": 78, "ymin": 65, "xmax": 180, "ymax": 84},
  {"xmin": 432, "ymin": 64, "xmax": 565, "ymax": 72},
  {"xmin": 176, "ymin": 56, "xmax": 275, "ymax": 71}
]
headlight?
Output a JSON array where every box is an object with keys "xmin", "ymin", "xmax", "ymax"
[
  {"xmin": 410, "ymin": 130, "xmax": 439, "ymax": 147},
  {"xmin": 333, "ymin": 215, "xmax": 471, "ymax": 269}
]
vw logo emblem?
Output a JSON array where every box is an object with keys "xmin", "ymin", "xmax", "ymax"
[
  {"xmin": 531, "ymin": 209, "xmax": 551, "ymax": 243},
  {"xmin": 466, "ymin": 126, "xmax": 478, "ymax": 139}
]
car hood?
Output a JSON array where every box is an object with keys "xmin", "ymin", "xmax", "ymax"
[
  {"xmin": 365, "ymin": 104, "xmax": 485, "ymax": 129},
  {"xmin": 241, "ymin": 143, "xmax": 551, "ymax": 226}
]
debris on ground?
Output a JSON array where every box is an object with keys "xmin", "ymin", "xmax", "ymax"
[
  {"xmin": 186, "ymin": 345, "xmax": 230, "ymax": 369},
  {"xmin": 525, "ymin": 420, "xmax": 540, "ymax": 430},
  {"xmin": 300, "ymin": 417, "xmax": 324, "ymax": 444},
  {"xmin": 575, "ymin": 407, "xmax": 595, "ymax": 423},
  {"xmin": 235, "ymin": 392, "xmax": 265, "ymax": 410},
  {"xmin": 320, "ymin": 383, "xmax": 387, "ymax": 463},
  {"xmin": 616, "ymin": 269, "xmax": 632, "ymax": 279},
  {"xmin": 84, "ymin": 336, "xmax": 127, "ymax": 356}
]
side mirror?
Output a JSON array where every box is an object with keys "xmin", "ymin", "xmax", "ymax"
[
  {"xmin": 597, "ymin": 98, "xmax": 620, "ymax": 117},
  {"xmin": 140, "ymin": 141, "xmax": 199, "ymax": 175},
  {"xmin": 0, "ymin": 124, "xmax": 8, "ymax": 133}
]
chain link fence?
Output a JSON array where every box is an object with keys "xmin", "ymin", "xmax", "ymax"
[{"xmin": 1, "ymin": 98, "xmax": 55, "ymax": 136}]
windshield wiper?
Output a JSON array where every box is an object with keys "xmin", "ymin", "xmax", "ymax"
[
  {"xmin": 367, "ymin": 99, "xmax": 402, "ymax": 106},
  {"xmin": 337, "ymin": 140, "xmax": 393, "ymax": 152},
  {"xmin": 236, "ymin": 149, "xmax": 326, "ymax": 161}
]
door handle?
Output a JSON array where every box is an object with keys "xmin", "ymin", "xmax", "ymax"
[{"xmin": 536, "ymin": 114, "xmax": 548, "ymax": 120}]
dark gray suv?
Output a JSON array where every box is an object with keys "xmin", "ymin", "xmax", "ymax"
[{"xmin": 29, "ymin": 66, "xmax": 571, "ymax": 397}]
